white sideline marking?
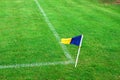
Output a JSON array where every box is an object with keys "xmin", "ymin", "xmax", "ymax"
[
  {"xmin": 0, "ymin": 0, "xmax": 74, "ymax": 69},
  {"xmin": 34, "ymin": 0, "xmax": 73, "ymax": 61},
  {"xmin": 0, "ymin": 61, "xmax": 73, "ymax": 69}
]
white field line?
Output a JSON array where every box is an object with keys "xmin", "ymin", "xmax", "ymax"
[
  {"xmin": 34, "ymin": 0, "xmax": 73, "ymax": 61},
  {"xmin": 0, "ymin": 61, "xmax": 74, "ymax": 69},
  {"xmin": 0, "ymin": 0, "xmax": 74, "ymax": 69}
]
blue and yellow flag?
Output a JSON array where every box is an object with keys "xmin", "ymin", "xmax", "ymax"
[{"xmin": 61, "ymin": 35, "xmax": 83, "ymax": 46}]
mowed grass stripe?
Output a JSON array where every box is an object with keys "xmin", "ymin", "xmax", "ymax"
[{"xmin": 0, "ymin": 0, "xmax": 68, "ymax": 65}]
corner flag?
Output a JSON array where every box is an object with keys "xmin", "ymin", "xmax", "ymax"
[
  {"xmin": 61, "ymin": 35, "xmax": 83, "ymax": 46},
  {"xmin": 61, "ymin": 34, "xmax": 83, "ymax": 67}
]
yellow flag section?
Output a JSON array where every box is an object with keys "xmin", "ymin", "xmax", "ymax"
[{"xmin": 61, "ymin": 38, "xmax": 72, "ymax": 44}]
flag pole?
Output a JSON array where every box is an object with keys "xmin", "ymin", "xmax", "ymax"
[{"xmin": 75, "ymin": 35, "xmax": 83, "ymax": 68}]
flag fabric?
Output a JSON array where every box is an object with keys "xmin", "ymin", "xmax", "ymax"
[
  {"xmin": 61, "ymin": 35, "xmax": 83, "ymax": 46},
  {"xmin": 61, "ymin": 38, "xmax": 72, "ymax": 44}
]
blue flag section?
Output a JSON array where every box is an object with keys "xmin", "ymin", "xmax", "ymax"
[{"xmin": 70, "ymin": 35, "xmax": 82, "ymax": 46}]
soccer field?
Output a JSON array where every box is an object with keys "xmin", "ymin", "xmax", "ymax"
[{"xmin": 0, "ymin": 0, "xmax": 120, "ymax": 80}]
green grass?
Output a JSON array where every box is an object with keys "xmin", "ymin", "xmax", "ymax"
[
  {"xmin": 0, "ymin": 0, "xmax": 68, "ymax": 65},
  {"xmin": 0, "ymin": 0, "xmax": 120, "ymax": 80}
]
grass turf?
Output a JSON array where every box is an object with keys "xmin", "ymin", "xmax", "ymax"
[{"xmin": 0, "ymin": 0, "xmax": 120, "ymax": 80}]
